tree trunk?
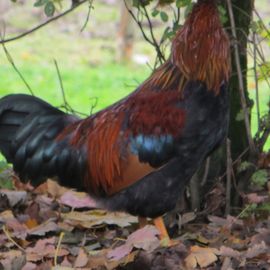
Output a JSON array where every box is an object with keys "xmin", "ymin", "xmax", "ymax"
[
  {"xmin": 226, "ymin": 0, "xmax": 254, "ymax": 159},
  {"xmin": 117, "ymin": 0, "xmax": 134, "ymax": 62}
]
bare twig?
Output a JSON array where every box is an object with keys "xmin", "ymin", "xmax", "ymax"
[
  {"xmin": 123, "ymin": 0, "xmax": 165, "ymax": 65},
  {"xmin": 54, "ymin": 232, "xmax": 65, "ymax": 266},
  {"xmin": 219, "ymin": 147, "xmax": 250, "ymax": 180},
  {"xmin": 226, "ymin": 0, "xmax": 256, "ymax": 155},
  {"xmin": 142, "ymin": 6, "xmax": 165, "ymax": 63},
  {"xmin": 0, "ymin": 0, "xmax": 89, "ymax": 44},
  {"xmin": 54, "ymin": 59, "xmax": 69, "ymax": 109},
  {"xmin": 226, "ymin": 139, "xmax": 232, "ymax": 215},
  {"xmin": 252, "ymin": 32, "xmax": 260, "ymax": 130},
  {"xmin": 80, "ymin": 0, "xmax": 94, "ymax": 32},
  {"xmin": 3, "ymin": 225, "xmax": 24, "ymax": 251},
  {"xmin": 0, "ymin": 34, "xmax": 34, "ymax": 95},
  {"xmin": 53, "ymin": 60, "xmax": 88, "ymax": 117}
]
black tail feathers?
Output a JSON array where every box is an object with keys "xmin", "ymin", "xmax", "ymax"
[{"xmin": 0, "ymin": 94, "xmax": 80, "ymax": 185}]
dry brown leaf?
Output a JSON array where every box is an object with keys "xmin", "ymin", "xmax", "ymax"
[
  {"xmin": 0, "ymin": 190, "xmax": 27, "ymax": 207},
  {"xmin": 251, "ymin": 229, "xmax": 270, "ymax": 246},
  {"xmin": 74, "ymin": 248, "xmax": 88, "ymax": 268},
  {"xmin": 27, "ymin": 220, "xmax": 59, "ymax": 236},
  {"xmin": 180, "ymin": 212, "xmax": 196, "ymax": 226},
  {"xmin": 0, "ymin": 210, "xmax": 28, "ymax": 239},
  {"xmin": 87, "ymin": 249, "xmax": 138, "ymax": 270},
  {"xmin": 22, "ymin": 262, "xmax": 37, "ymax": 270},
  {"xmin": 26, "ymin": 237, "xmax": 68, "ymax": 262},
  {"xmin": 0, "ymin": 209, "xmax": 14, "ymax": 221},
  {"xmin": 208, "ymin": 215, "xmax": 243, "ymax": 229},
  {"xmin": 245, "ymin": 241, "xmax": 268, "ymax": 259},
  {"xmin": 62, "ymin": 210, "xmax": 137, "ymax": 228},
  {"xmin": 24, "ymin": 218, "xmax": 39, "ymax": 229},
  {"xmin": 219, "ymin": 246, "xmax": 241, "ymax": 259},
  {"xmin": 185, "ymin": 245, "xmax": 220, "ymax": 269},
  {"xmin": 221, "ymin": 257, "xmax": 233, "ymax": 270},
  {"xmin": 35, "ymin": 179, "xmax": 68, "ymax": 198},
  {"xmin": 107, "ymin": 225, "xmax": 160, "ymax": 261},
  {"xmin": 246, "ymin": 193, "xmax": 269, "ymax": 204},
  {"xmin": 60, "ymin": 256, "xmax": 72, "ymax": 267},
  {"xmin": 0, "ymin": 250, "xmax": 24, "ymax": 270},
  {"xmin": 51, "ymin": 267, "xmax": 73, "ymax": 270},
  {"xmin": 60, "ymin": 190, "xmax": 97, "ymax": 209},
  {"xmin": 107, "ymin": 242, "xmax": 133, "ymax": 261}
]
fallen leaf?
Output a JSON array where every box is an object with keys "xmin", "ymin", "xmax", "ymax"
[
  {"xmin": 24, "ymin": 218, "xmax": 39, "ymax": 229},
  {"xmin": 35, "ymin": 179, "xmax": 68, "ymax": 198},
  {"xmin": 62, "ymin": 210, "xmax": 137, "ymax": 228},
  {"xmin": 6, "ymin": 218, "xmax": 28, "ymax": 239},
  {"xmin": 219, "ymin": 246, "xmax": 241, "ymax": 259},
  {"xmin": 251, "ymin": 229, "xmax": 270, "ymax": 246},
  {"xmin": 25, "ymin": 237, "xmax": 68, "ymax": 262},
  {"xmin": 22, "ymin": 262, "xmax": 37, "ymax": 270},
  {"xmin": 107, "ymin": 225, "xmax": 160, "ymax": 261},
  {"xmin": 27, "ymin": 220, "xmax": 59, "ymax": 236},
  {"xmin": 107, "ymin": 241, "xmax": 133, "ymax": 261},
  {"xmin": 185, "ymin": 245, "xmax": 220, "ymax": 269},
  {"xmin": 0, "ymin": 209, "xmax": 14, "ymax": 221},
  {"xmin": 246, "ymin": 193, "xmax": 269, "ymax": 204},
  {"xmin": 60, "ymin": 256, "xmax": 72, "ymax": 267},
  {"xmin": 221, "ymin": 257, "xmax": 233, "ymax": 270},
  {"xmin": 244, "ymin": 241, "xmax": 268, "ymax": 259},
  {"xmin": 0, "ymin": 190, "xmax": 27, "ymax": 207},
  {"xmin": 128, "ymin": 225, "xmax": 160, "ymax": 251},
  {"xmin": 87, "ymin": 249, "xmax": 138, "ymax": 270},
  {"xmin": 74, "ymin": 248, "xmax": 88, "ymax": 268},
  {"xmin": 180, "ymin": 212, "xmax": 196, "ymax": 226},
  {"xmin": 60, "ymin": 191, "xmax": 97, "ymax": 209},
  {"xmin": 0, "ymin": 250, "xmax": 24, "ymax": 270},
  {"xmin": 208, "ymin": 215, "xmax": 243, "ymax": 229}
]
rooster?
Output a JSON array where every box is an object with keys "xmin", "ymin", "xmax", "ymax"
[{"xmin": 0, "ymin": 0, "xmax": 230, "ymax": 243}]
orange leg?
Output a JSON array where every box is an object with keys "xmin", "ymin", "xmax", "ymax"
[
  {"xmin": 153, "ymin": 216, "xmax": 170, "ymax": 243},
  {"xmin": 153, "ymin": 216, "xmax": 179, "ymax": 247},
  {"xmin": 138, "ymin": 216, "xmax": 148, "ymax": 228}
]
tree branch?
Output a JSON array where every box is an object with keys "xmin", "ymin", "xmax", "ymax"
[{"xmin": 0, "ymin": 0, "xmax": 89, "ymax": 44}]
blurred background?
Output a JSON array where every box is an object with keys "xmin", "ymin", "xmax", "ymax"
[{"xmin": 0, "ymin": 0, "xmax": 269, "ymax": 139}]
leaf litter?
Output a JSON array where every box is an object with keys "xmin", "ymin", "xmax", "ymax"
[{"xmin": 0, "ymin": 178, "xmax": 269, "ymax": 269}]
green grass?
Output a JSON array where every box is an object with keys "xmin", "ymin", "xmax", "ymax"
[
  {"xmin": 249, "ymin": 80, "xmax": 270, "ymax": 150},
  {"xmin": 0, "ymin": 61, "xmax": 150, "ymax": 114}
]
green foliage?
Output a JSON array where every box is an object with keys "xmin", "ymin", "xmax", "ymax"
[
  {"xmin": 176, "ymin": 0, "xmax": 191, "ymax": 8},
  {"xmin": 0, "ymin": 161, "xmax": 13, "ymax": 189},
  {"xmin": 237, "ymin": 161, "xmax": 254, "ymax": 173},
  {"xmin": 218, "ymin": 5, "xmax": 228, "ymax": 24},
  {"xmin": 251, "ymin": 169, "xmax": 269, "ymax": 188},
  {"xmin": 239, "ymin": 203, "xmax": 258, "ymax": 218},
  {"xmin": 34, "ymin": 0, "xmax": 56, "ymax": 17},
  {"xmin": 9, "ymin": 0, "xmax": 64, "ymax": 17},
  {"xmin": 160, "ymin": 11, "xmax": 169, "ymax": 22},
  {"xmin": 240, "ymin": 202, "xmax": 270, "ymax": 218}
]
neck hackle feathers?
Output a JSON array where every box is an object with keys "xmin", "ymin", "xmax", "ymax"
[{"xmin": 172, "ymin": 0, "xmax": 230, "ymax": 93}]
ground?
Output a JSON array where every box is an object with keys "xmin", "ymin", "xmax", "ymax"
[{"xmin": 0, "ymin": 176, "xmax": 270, "ymax": 269}]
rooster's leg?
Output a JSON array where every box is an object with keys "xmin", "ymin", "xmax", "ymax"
[
  {"xmin": 153, "ymin": 216, "xmax": 170, "ymax": 240},
  {"xmin": 138, "ymin": 216, "xmax": 148, "ymax": 228},
  {"xmin": 153, "ymin": 216, "xmax": 173, "ymax": 246}
]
